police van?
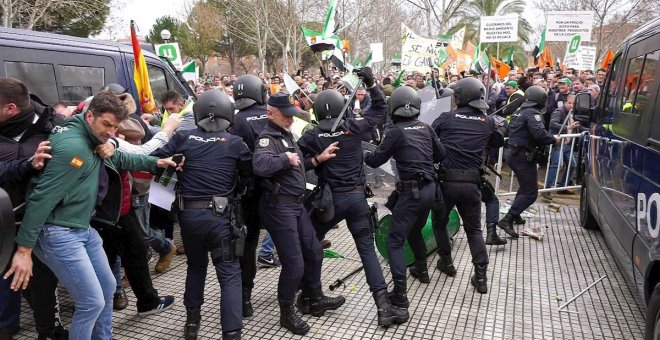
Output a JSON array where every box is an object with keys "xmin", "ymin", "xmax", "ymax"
[
  {"xmin": 575, "ymin": 17, "xmax": 660, "ymax": 340},
  {"xmin": 0, "ymin": 27, "xmax": 194, "ymax": 110}
]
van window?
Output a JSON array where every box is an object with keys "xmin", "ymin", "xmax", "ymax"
[
  {"xmin": 4, "ymin": 61, "xmax": 58, "ymax": 105},
  {"xmin": 599, "ymin": 53, "xmax": 621, "ymax": 122},
  {"xmin": 621, "ymin": 54, "xmax": 646, "ymax": 113},
  {"xmin": 57, "ymin": 65, "xmax": 105, "ymax": 103},
  {"xmin": 147, "ymin": 64, "xmax": 168, "ymax": 106},
  {"xmin": 630, "ymin": 50, "xmax": 658, "ymax": 116}
]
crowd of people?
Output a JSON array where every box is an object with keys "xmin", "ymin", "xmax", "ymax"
[{"xmin": 0, "ymin": 59, "xmax": 600, "ymax": 340}]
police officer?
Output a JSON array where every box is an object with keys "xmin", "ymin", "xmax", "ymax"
[
  {"xmin": 297, "ymin": 68, "xmax": 409, "ymax": 326},
  {"xmin": 364, "ymin": 86, "xmax": 445, "ymax": 309},
  {"xmin": 230, "ymin": 74, "xmax": 268, "ymax": 317},
  {"xmin": 431, "ymin": 77, "xmax": 505, "ymax": 294},
  {"xmin": 499, "ymin": 86, "xmax": 559, "ymax": 234},
  {"xmin": 151, "ymin": 89, "xmax": 251, "ymax": 340},
  {"xmin": 253, "ymin": 93, "xmax": 344, "ymax": 335}
]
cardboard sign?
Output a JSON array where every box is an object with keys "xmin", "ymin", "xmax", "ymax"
[
  {"xmin": 546, "ymin": 11, "xmax": 595, "ymax": 41},
  {"xmin": 479, "ymin": 15, "xmax": 519, "ymax": 42},
  {"xmin": 401, "ymin": 24, "xmax": 441, "ymax": 73},
  {"xmin": 154, "ymin": 43, "xmax": 183, "ymax": 68}
]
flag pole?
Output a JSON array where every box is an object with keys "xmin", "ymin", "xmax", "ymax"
[{"xmin": 497, "ymin": 42, "xmax": 500, "ymax": 60}]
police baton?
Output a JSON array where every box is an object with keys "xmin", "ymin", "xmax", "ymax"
[
  {"xmin": 329, "ymin": 265, "xmax": 364, "ymax": 291},
  {"xmin": 330, "ymin": 76, "xmax": 364, "ymax": 133},
  {"xmin": 489, "ymin": 98, "xmax": 522, "ymax": 117}
]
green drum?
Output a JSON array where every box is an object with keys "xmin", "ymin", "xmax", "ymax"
[{"xmin": 376, "ymin": 209, "xmax": 460, "ymax": 265}]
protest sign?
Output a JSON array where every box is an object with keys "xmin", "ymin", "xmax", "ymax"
[
  {"xmin": 479, "ymin": 15, "xmax": 519, "ymax": 42},
  {"xmin": 546, "ymin": 11, "xmax": 595, "ymax": 41}
]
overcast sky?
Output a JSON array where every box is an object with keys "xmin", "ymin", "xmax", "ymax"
[{"xmin": 97, "ymin": 0, "xmax": 543, "ymax": 40}]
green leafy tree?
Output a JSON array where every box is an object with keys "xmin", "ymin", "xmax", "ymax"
[
  {"xmin": 179, "ymin": 1, "xmax": 224, "ymax": 75},
  {"xmin": 146, "ymin": 16, "xmax": 185, "ymax": 44},
  {"xmin": 2, "ymin": 0, "xmax": 110, "ymax": 37}
]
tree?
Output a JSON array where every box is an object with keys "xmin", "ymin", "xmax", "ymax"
[
  {"xmin": 146, "ymin": 16, "xmax": 185, "ymax": 44},
  {"xmin": 403, "ymin": 0, "xmax": 467, "ymax": 36},
  {"xmin": 179, "ymin": 1, "xmax": 223, "ymax": 75},
  {"xmin": 449, "ymin": 0, "xmax": 532, "ymax": 47},
  {"xmin": 223, "ymin": 0, "xmax": 272, "ymax": 72},
  {"xmin": 1, "ymin": 0, "xmax": 110, "ymax": 37}
]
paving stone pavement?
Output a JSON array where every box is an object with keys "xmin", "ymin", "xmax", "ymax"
[{"xmin": 14, "ymin": 196, "xmax": 646, "ymax": 339}]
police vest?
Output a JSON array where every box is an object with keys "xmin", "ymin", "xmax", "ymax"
[{"xmin": 506, "ymin": 89, "xmax": 524, "ymax": 123}]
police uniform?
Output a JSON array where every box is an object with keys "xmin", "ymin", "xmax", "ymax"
[
  {"xmin": 230, "ymin": 75, "xmax": 270, "ymax": 317},
  {"xmin": 152, "ymin": 89, "xmax": 250, "ymax": 340},
  {"xmin": 364, "ymin": 86, "xmax": 446, "ymax": 309},
  {"xmin": 252, "ymin": 93, "xmax": 344, "ymax": 336},
  {"xmin": 501, "ymin": 86, "xmax": 556, "ymax": 232},
  {"xmin": 432, "ymin": 102, "xmax": 504, "ymax": 293},
  {"xmin": 297, "ymin": 82, "xmax": 409, "ymax": 326}
]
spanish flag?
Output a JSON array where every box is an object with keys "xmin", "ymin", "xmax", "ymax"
[
  {"xmin": 601, "ymin": 50, "xmax": 614, "ymax": 69},
  {"xmin": 130, "ymin": 20, "xmax": 157, "ymax": 113}
]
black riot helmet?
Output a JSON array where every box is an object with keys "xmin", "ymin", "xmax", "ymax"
[
  {"xmin": 388, "ymin": 86, "xmax": 421, "ymax": 118},
  {"xmin": 520, "ymin": 85, "xmax": 548, "ymax": 109},
  {"xmin": 314, "ymin": 90, "xmax": 346, "ymax": 131},
  {"xmin": 233, "ymin": 74, "xmax": 267, "ymax": 110},
  {"xmin": 193, "ymin": 89, "xmax": 235, "ymax": 132},
  {"xmin": 453, "ymin": 77, "xmax": 488, "ymax": 110}
]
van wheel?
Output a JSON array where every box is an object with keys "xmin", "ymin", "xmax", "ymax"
[
  {"xmin": 579, "ymin": 182, "xmax": 598, "ymax": 230},
  {"xmin": 646, "ymin": 282, "xmax": 660, "ymax": 340}
]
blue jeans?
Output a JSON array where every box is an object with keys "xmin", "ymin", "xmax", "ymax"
[
  {"xmin": 34, "ymin": 224, "xmax": 115, "ymax": 340},
  {"xmin": 133, "ymin": 194, "xmax": 172, "ymax": 256},
  {"xmin": 112, "ymin": 256, "xmax": 122, "ymax": 292},
  {"xmin": 258, "ymin": 232, "xmax": 275, "ymax": 257},
  {"xmin": 545, "ymin": 145, "xmax": 576, "ymax": 188}
]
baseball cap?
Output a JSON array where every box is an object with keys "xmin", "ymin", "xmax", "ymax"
[
  {"xmin": 267, "ymin": 93, "xmax": 307, "ymax": 118},
  {"xmin": 558, "ymin": 78, "xmax": 573, "ymax": 86},
  {"xmin": 505, "ymin": 80, "xmax": 518, "ymax": 88}
]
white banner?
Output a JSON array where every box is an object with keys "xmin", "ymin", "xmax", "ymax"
[
  {"xmin": 451, "ymin": 27, "xmax": 465, "ymax": 49},
  {"xmin": 154, "ymin": 43, "xmax": 183, "ymax": 68},
  {"xmin": 401, "ymin": 24, "xmax": 440, "ymax": 72},
  {"xmin": 546, "ymin": 11, "xmax": 595, "ymax": 41},
  {"xmin": 479, "ymin": 15, "xmax": 519, "ymax": 42},
  {"xmin": 564, "ymin": 44, "xmax": 597, "ymax": 70},
  {"xmin": 370, "ymin": 43, "xmax": 384, "ymax": 63}
]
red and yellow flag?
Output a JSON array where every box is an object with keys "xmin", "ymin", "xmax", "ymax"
[
  {"xmin": 130, "ymin": 20, "xmax": 157, "ymax": 113},
  {"xmin": 490, "ymin": 57, "xmax": 511, "ymax": 80},
  {"xmin": 601, "ymin": 50, "xmax": 614, "ymax": 69}
]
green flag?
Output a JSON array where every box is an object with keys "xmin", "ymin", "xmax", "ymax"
[
  {"xmin": 503, "ymin": 47, "xmax": 514, "ymax": 68},
  {"xmin": 471, "ymin": 43, "xmax": 481, "ymax": 73},
  {"xmin": 533, "ymin": 28, "xmax": 546, "ymax": 58},
  {"xmin": 307, "ymin": 82, "xmax": 318, "ymax": 93},
  {"xmin": 393, "ymin": 70, "xmax": 405, "ymax": 87},
  {"xmin": 435, "ymin": 45, "xmax": 448, "ymax": 67},
  {"xmin": 477, "ymin": 48, "xmax": 490, "ymax": 73}
]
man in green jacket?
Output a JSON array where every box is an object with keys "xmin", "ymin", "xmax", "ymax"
[{"xmin": 3, "ymin": 91, "xmax": 177, "ymax": 340}]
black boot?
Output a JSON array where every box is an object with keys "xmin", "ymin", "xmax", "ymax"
[
  {"xmin": 310, "ymin": 288, "xmax": 345, "ymax": 317},
  {"xmin": 485, "ymin": 223, "xmax": 507, "ymax": 246},
  {"xmin": 497, "ymin": 213, "xmax": 519, "ymax": 238},
  {"xmin": 373, "ymin": 289, "xmax": 409, "ymax": 326},
  {"xmin": 388, "ymin": 279, "xmax": 409, "ymax": 309},
  {"xmin": 280, "ymin": 303, "xmax": 310, "ymax": 335},
  {"xmin": 242, "ymin": 289, "xmax": 253, "ymax": 318},
  {"xmin": 513, "ymin": 214, "xmax": 526, "ymax": 225},
  {"xmin": 436, "ymin": 255, "xmax": 457, "ymax": 277},
  {"xmin": 222, "ymin": 330, "xmax": 241, "ymax": 340},
  {"xmin": 184, "ymin": 307, "xmax": 201, "ymax": 340},
  {"xmin": 470, "ymin": 264, "xmax": 488, "ymax": 294},
  {"xmin": 296, "ymin": 285, "xmax": 312, "ymax": 315},
  {"xmin": 409, "ymin": 260, "xmax": 430, "ymax": 283},
  {"xmin": 37, "ymin": 325, "xmax": 69, "ymax": 340}
]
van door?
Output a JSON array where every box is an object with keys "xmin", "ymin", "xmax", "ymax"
[
  {"xmin": 600, "ymin": 37, "xmax": 658, "ymax": 263},
  {"xmin": 632, "ymin": 46, "xmax": 660, "ymax": 292},
  {"xmin": 0, "ymin": 46, "xmax": 117, "ymax": 105}
]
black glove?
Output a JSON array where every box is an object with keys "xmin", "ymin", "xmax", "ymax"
[{"xmin": 357, "ymin": 67, "xmax": 375, "ymax": 88}]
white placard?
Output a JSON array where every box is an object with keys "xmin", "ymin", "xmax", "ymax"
[
  {"xmin": 148, "ymin": 179, "xmax": 177, "ymax": 211},
  {"xmin": 479, "ymin": 15, "xmax": 519, "ymax": 42},
  {"xmin": 370, "ymin": 43, "xmax": 384, "ymax": 63},
  {"xmin": 451, "ymin": 27, "xmax": 465, "ymax": 49},
  {"xmin": 563, "ymin": 45, "xmax": 597, "ymax": 70},
  {"xmin": 546, "ymin": 11, "xmax": 595, "ymax": 41},
  {"xmin": 401, "ymin": 24, "xmax": 440, "ymax": 72},
  {"xmin": 154, "ymin": 43, "xmax": 183, "ymax": 68}
]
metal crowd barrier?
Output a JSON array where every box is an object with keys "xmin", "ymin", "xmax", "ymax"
[{"xmin": 493, "ymin": 132, "xmax": 589, "ymax": 197}]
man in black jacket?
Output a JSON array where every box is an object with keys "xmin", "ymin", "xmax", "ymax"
[{"xmin": 0, "ymin": 77, "xmax": 68, "ymax": 340}]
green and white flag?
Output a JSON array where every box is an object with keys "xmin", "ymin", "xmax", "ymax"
[
  {"xmin": 323, "ymin": 0, "xmax": 338, "ymax": 39},
  {"xmin": 301, "ymin": 27, "xmax": 340, "ymax": 53},
  {"xmin": 477, "ymin": 48, "xmax": 490, "ymax": 73},
  {"xmin": 181, "ymin": 61, "xmax": 197, "ymax": 82},
  {"xmin": 532, "ymin": 28, "xmax": 546, "ymax": 59},
  {"xmin": 435, "ymin": 45, "xmax": 448, "ymax": 67},
  {"xmin": 307, "ymin": 82, "xmax": 318, "ymax": 93}
]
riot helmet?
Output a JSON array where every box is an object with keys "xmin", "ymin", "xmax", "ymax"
[
  {"xmin": 388, "ymin": 86, "xmax": 421, "ymax": 118},
  {"xmin": 233, "ymin": 74, "xmax": 267, "ymax": 110},
  {"xmin": 453, "ymin": 77, "xmax": 489, "ymax": 110},
  {"xmin": 100, "ymin": 83, "xmax": 127, "ymax": 94},
  {"xmin": 193, "ymin": 89, "xmax": 235, "ymax": 132},
  {"xmin": 314, "ymin": 90, "xmax": 346, "ymax": 131},
  {"xmin": 520, "ymin": 86, "xmax": 548, "ymax": 109}
]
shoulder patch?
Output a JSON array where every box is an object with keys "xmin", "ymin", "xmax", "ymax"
[
  {"xmin": 258, "ymin": 138, "xmax": 270, "ymax": 147},
  {"xmin": 534, "ymin": 114, "xmax": 542, "ymax": 121},
  {"xmin": 70, "ymin": 156, "xmax": 84, "ymax": 168}
]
